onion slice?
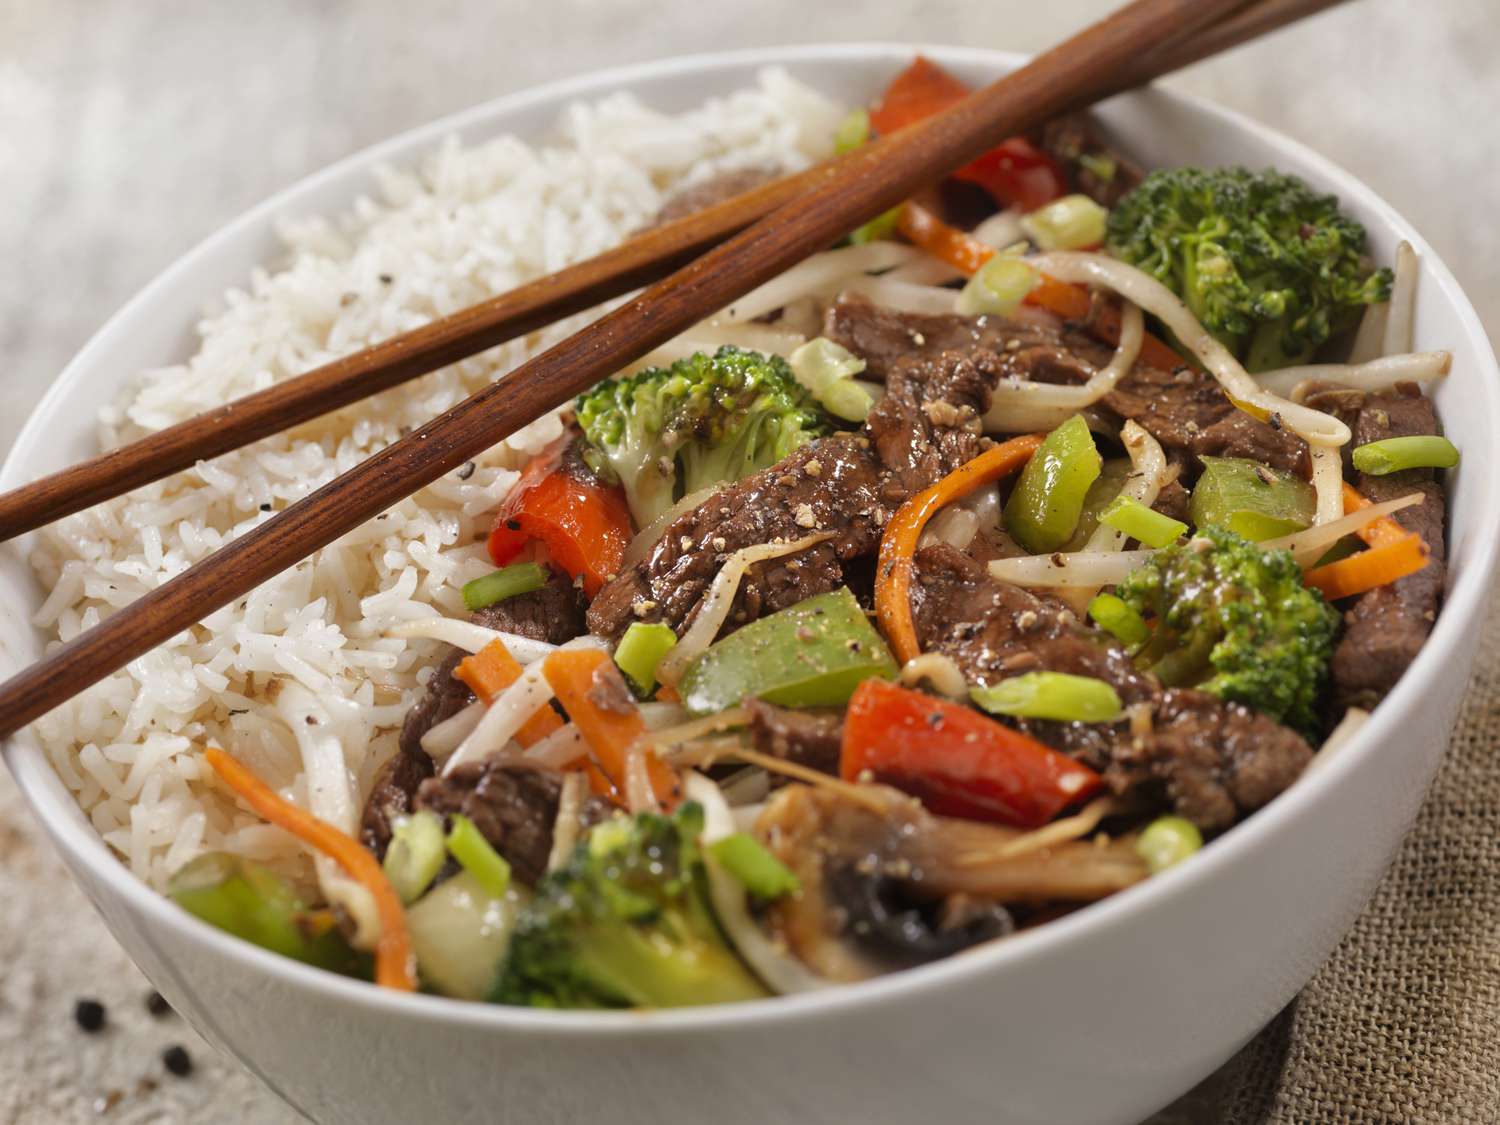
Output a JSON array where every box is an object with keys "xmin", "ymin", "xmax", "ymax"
[
  {"xmin": 1382, "ymin": 241, "xmax": 1418, "ymax": 358},
  {"xmin": 717, "ymin": 242, "xmax": 917, "ymax": 324},
  {"xmin": 837, "ymin": 275, "xmax": 960, "ymax": 316},
  {"xmin": 1261, "ymin": 492, "xmax": 1424, "ymax": 568},
  {"xmin": 387, "ymin": 618, "xmax": 555, "ymax": 664},
  {"xmin": 1259, "ymin": 351, "xmax": 1451, "ymax": 400},
  {"xmin": 987, "ymin": 550, "xmax": 1151, "ymax": 590},
  {"xmin": 420, "ymin": 700, "xmax": 486, "ymax": 759}
]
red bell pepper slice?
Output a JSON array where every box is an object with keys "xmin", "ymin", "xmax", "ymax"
[
  {"xmin": 869, "ymin": 57, "xmax": 1068, "ymax": 213},
  {"xmin": 840, "ymin": 679, "xmax": 1101, "ymax": 828},
  {"xmin": 487, "ymin": 435, "xmax": 632, "ymax": 598}
]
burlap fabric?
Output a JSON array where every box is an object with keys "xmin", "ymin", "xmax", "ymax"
[{"xmin": 1149, "ymin": 593, "xmax": 1500, "ymax": 1123}]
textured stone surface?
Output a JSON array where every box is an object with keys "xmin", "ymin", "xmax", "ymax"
[{"xmin": 3, "ymin": 1, "xmax": 1497, "ymax": 1121}]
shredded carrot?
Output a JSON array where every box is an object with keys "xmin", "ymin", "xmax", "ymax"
[
  {"xmin": 203, "ymin": 747, "xmax": 415, "ymax": 991},
  {"xmin": 542, "ymin": 649, "xmax": 680, "ymax": 811},
  {"xmin": 896, "ymin": 202, "xmax": 1184, "ymax": 371},
  {"xmin": 875, "ymin": 435, "xmax": 1044, "ymax": 664},
  {"xmin": 1303, "ymin": 533, "xmax": 1430, "ymax": 601},
  {"xmin": 1341, "ymin": 482, "xmax": 1413, "ymax": 549},
  {"xmin": 454, "ymin": 639, "xmax": 563, "ymax": 747}
]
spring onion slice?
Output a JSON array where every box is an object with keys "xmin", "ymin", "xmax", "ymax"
[
  {"xmin": 1021, "ymin": 193, "xmax": 1109, "ymax": 251},
  {"xmin": 614, "ymin": 622, "xmax": 678, "ymax": 696},
  {"xmin": 382, "ymin": 811, "xmax": 447, "ymax": 905},
  {"xmin": 1136, "ymin": 816, "xmax": 1203, "ymax": 874},
  {"xmin": 834, "ymin": 108, "xmax": 869, "ymax": 154},
  {"xmin": 707, "ymin": 834, "xmax": 801, "ymax": 900},
  {"xmin": 957, "ymin": 254, "xmax": 1038, "ymax": 317},
  {"xmin": 1099, "ymin": 496, "xmax": 1186, "ymax": 549},
  {"xmin": 1088, "ymin": 593, "xmax": 1149, "ymax": 646},
  {"xmin": 445, "ymin": 814, "xmax": 512, "ymax": 899},
  {"xmin": 1351, "ymin": 435, "xmax": 1459, "ymax": 475},
  {"xmin": 462, "ymin": 562, "xmax": 547, "ymax": 612},
  {"xmin": 970, "ymin": 672, "xmax": 1123, "ymax": 723}
]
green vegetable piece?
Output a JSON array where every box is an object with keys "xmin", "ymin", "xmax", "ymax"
[
  {"xmin": 1063, "ymin": 458, "xmax": 1132, "ymax": 550},
  {"xmin": 834, "ymin": 108, "xmax": 870, "ymax": 154},
  {"xmin": 788, "ymin": 337, "xmax": 874, "ymax": 422},
  {"xmin": 407, "ymin": 870, "xmax": 526, "ymax": 1001},
  {"xmin": 1021, "ymin": 193, "xmax": 1109, "ymax": 251},
  {"xmin": 1136, "ymin": 816, "xmax": 1204, "ymax": 874},
  {"xmin": 1003, "ymin": 415, "xmax": 1103, "ymax": 554},
  {"xmin": 493, "ymin": 801, "xmax": 769, "ymax": 1009},
  {"xmin": 707, "ymin": 833, "xmax": 801, "ymax": 900},
  {"xmin": 1106, "ymin": 166, "xmax": 1392, "ymax": 371},
  {"xmin": 383, "ymin": 810, "xmax": 447, "ymax": 905},
  {"xmin": 678, "ymin": 587, "xmax": 898, "ymax": 716},
  {"xmin": 1351, "ymin": 435, "xmax": 1459, "ymax": 475},
  {"xmin": 576, "ymin": 346, "xmax": 832, "ymax": 528},
  {"xmin": 169, "ymin": 853, "xmax": 364, "ymax": 974},
  {"xmin": 1100, "ymin": 496, "xmax": 1188, "ymax": 549},
  {"xmin": 956, "ymin": 254, "xmax": 1038, "ymax": 317},
  {"xmin": 970, "ymin": 672, "xmax": 1123, "ymax": 723},
  {"xmin": 462, "ymin": 562, "xmax": 548, "ymax": 612},
  {"xmin": 850, "ymin": 205, "xmax": 903, "ymax": 245},
  {"xmin": 1087, "ymin": 593, "xmax": 1150, "ymax": 646},
  {"xmin": 614, "ymin": 621, "xmax": 678, "ymax": 696},
  {"xmin": 1114, "ymin": 526, "xmax": 1339, "ymax": 735},
  {"xmin": 446, "ymin": 814, "xmax": 512, "ymax": 899},
  {"xmin": 1189, "ymin": 456, "xmax": 1316, "ymax": 541}
]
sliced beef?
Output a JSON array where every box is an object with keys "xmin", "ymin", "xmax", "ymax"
[
  {"xmin": 745, "ymin": 697, "xmax": 844, "ymax": 777},
  {"xmin": 415, "ymin": 762, "xmax": 611, "ymax": 888},
  {"xmin": 1032, "ymin": 112, "xmax": 1145, "ymax": 209},
  {"xmin": 360, "ymin": 570, "xmax": 588, "ymax": 854},
  {"xmin": 1329, "ymin": 384, "xmax": 1447, "ymax": 708},
  {"xmin": 587, "ymin": 345, "xmax": 999, "ymax": 641},
  {"xmin": 653, "ymin": 164, "xmax": 781, "ymax": 226},
  {"xmin": 1152, "ymin": 474, "xmax": 1192, "ymax": 525},
  {"xmin": 910, "ymin": 544, "xmax": 1312, "ymax": 830}
]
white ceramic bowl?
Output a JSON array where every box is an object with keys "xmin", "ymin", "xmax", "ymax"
[{"xmin": 4, "ymin": 44, "xmax": 1497, "ymax": 1125}]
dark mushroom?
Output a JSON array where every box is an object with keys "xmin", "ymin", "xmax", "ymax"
[{"xmin": 826, "ymin": 863, "xmax": 1015, "ymax": 964}]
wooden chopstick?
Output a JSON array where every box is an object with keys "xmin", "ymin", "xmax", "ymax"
[
  {"xmin": 0, "ymin": 0, "xmax": 1350, "ymax": 544},
  {"xmin": 0, "ymin": 0, "xmax": 1328, "ymax": 738}
]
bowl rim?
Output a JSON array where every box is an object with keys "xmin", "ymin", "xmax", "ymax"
[{"xmin": 6, "ymin": 40, "xmax": 1499, "ymax": 1037}]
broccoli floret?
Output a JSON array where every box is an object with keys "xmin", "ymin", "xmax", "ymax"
[
  {"xmin": 1106, "ymin": 167, "xmax": 1392, "ymax": 371},
  {"xmin": 492, "ymin": 802, "xmax": 768, "ymax": 1009},
  {"xmin": 1113, "ymin": 526, "xmax": 1339, "ymax": 735},
  {"xmin": 575, "ymin": 346, "xmax": 831, "ymax": 528}
]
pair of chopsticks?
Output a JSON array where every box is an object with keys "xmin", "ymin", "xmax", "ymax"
[{"xmin": 0, "ymin": 0, "xmax": 1352, "ymax": 737}]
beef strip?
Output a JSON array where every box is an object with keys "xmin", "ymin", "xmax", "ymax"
[
  {"xmin": 1327, "ymin": 383, "xmax": 1447, "ymax": 707},
  {"xmin": 587, "ymin": 344, "xmax": 998, "ymax": 640},
  {"xmin": 415, "ymin": 762, "xmax": 611, "ymax": 887},
  {"xmin": 1031, "ymin": 112, "xmax": 1145, "ymax": 209},
  {"xmin": 910, "ymin": 543, "xmax": 1312, "ymax": 830},
  {"xmin": 744, "ymin": 697, "xmax": 844, "ymax": 777},
  {"xmin": 652, "ymin": 164, "xmax": 781, "ymax": 226},
  {"xmin": 359, "ymin": 570, "xmax": 588, "ymax": 854}
]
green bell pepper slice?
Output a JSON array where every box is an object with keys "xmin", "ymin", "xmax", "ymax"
[
  {"xmin": 678, "ymin": 587, "xmax": 897, "ymax": 716},
  {"xmin": 1188, "ymin": 456, "xmax": 1316, "ymax": 541},
  {"xmin": 1003, "ymin": 414, "xmax": 1103, "ymax": 554}
]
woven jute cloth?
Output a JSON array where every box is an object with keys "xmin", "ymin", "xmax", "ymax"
[{"xmin": 1151, "ymin": 589, "xmax": 1500, "ymax": 1123}]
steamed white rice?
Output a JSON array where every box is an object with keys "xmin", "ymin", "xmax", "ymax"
[{"xmin": 29, "ymin": 70, "xmax": 841, "ymax": 897}]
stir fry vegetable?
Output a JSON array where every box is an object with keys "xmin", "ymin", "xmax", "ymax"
[
  {"xmin": 613, "ymin": 621, "xmax": 678, "ymax": 697},
  {"xmin": 1003, "ymin": 415, "xmax": 1103, "ymax": 554},
  {"xmin": 788, "ymin": 337, "xmax": 874, "ymax": 422},
  {"xmin": 382, "ymin": 811, "xmax": 447, "ymax": 905},
  {"xmin": 678, "ymin": 587, "xmax": 897, "ymax": 716},
  {"xmin": 461, "ymin": 562, "xmax": 548, "ymax": 612},
  {"xmin": 494, "ymin": 802, "xmax": 769, "ymax": 1008},
  {"xmin": 1087, "ymin": 592, "xmax": 1150, "ymax": 646},
  {"xmin": 957, "ymin": 253, "xmax": 1038, "ymax": 317},
  {"xmin": 1099, "ymin": 495, "xmax": 1186, "ymax": 548},
  {"xmin": 1351, "ymin": 435, "xmax": 1459, "ymax": 475},
  {"xmin": 406, "ymin": 871, "xmax": 526, "ymax": 1001},
  {"xmin": 841, "ymin": 679, "xmax": 1102, "ymax": 828},
  {"xmin": 446, "ymin": 814, "xmax": 513, "ymax": 899},
  {"xmin": 1136, "ymin": 816, "xmax": 1204, "ymax": 874},
  {"xmin": 1021, "ymin": 193, "xmax": 1109, "ymax": 251},
  {"xmin": 1303, "ymin": 532, "xmax": 1430, "ymax": 601},
  {"xmin": 487, "ymin": 435, "xmax": 632, "ymax": 598},
  {"xmin": 970, "ymin": 672, "xmax": 1123, "ymax": 723},
  {"xmin": 455, "ymin": 639, "xmax": 563, "ymax": 747},
  {"xmin": 169, "ymin": 853, "xmax": 363, "ymax": 974},
  {"xmin": 706, "ymin": 834, "xmax": 801, "ymax": 901},
  {"xmin": 1189, "ymin": 457, "xmax": 1317, "ymax": 540}
]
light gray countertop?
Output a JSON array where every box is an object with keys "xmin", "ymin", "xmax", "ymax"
[{"xmin": 3, "ymin": 1, "xmax": 1496, "ymax": 1120}]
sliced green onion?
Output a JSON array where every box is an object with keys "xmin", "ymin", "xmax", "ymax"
[
  {"xmin": 614, "ymin": 621, "xmax": 678, "ymax": 696},
  {"xmin": 445, "ymin": 814, "xmax": 512, "ymax": 899},
  {"xmin": 1087, "ymin": 593, "xmax": 1149, "ymax": 646},
  {"xmin": 788, "ymin": 337, "xmax": 874, "ymax": 422},
  {"xmin": 382, "ymin": 810, "xmax": 447, "ymax": 905},
  {"xmin": 1020, "ymin": 193, "xmax": 1109, "ymax": 251},
  {"xmin": 850, "ymin": 205, "xmax": 903, "ymax": 245},
  {"xmin": 834, "ymin": 108, "xmax": 870, "ymax": 155},
  {"xmin": 957, "ymin": 253, "xmax": 1038, "ymax": 317},
  {"xmin": 1136, "ymin": 815, "xmax": 1203, "ymax": 874},
  {"xmin": 1100, "ymin": 496, "xmax": 1188, "ymax": 549},
  {"xmin": 1351, "ymin": 435, "xmax": 1459, "ymax": 475},
  {"xmin": 707, "ymin": 833, "xmax": 801, "ymax": 900},
  {"xmin": 1077, "ymin": 152, "xmax": 1117, "ymax": 186},
  {"xmin": 461, "ymin": 562, "xmax": 547, "ymax": 612},
  {"xmin": 970, "ymin": 672, "xmax": 1123, "ymax": 723}
]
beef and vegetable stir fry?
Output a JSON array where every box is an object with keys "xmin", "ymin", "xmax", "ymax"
[{"xmin": 178, "ymin": 59, "xmax": 1455, "ymax": 1005}]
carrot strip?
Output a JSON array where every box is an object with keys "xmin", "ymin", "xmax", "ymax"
[
  {"xmin": 543, "ymin": 649, "xmax": 680, "ymax": 810},
  {"xmin": 1341, "ymin": 482, "xmax": 1412, "ymax": 549},
  {"xmin": 203, "ymin": 747, "xmax": 415, "ymax": 992},
  {"xmin": 875, "ymin": 435, "xmax": 1044, "ymax": 664},
  {"xmin": 454, "ymin": 639, "xmax": 564, "ymax": 747},
  {"xmin": 896, "ymin": 203, "xmax": 1184, "ymax": 371},
  {"xmin": 1303, "ymin": 533, "xmax": 1430, "ymax": 601}
]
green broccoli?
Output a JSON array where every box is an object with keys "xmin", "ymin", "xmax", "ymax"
[
  {"xmin": 1105, "ymin": 167, "xmax": 1392, "ymax": 371},
  {"xmin": 492, "ymin": 802, "xmax": 768, "ymax": 1009},
  {"xmin": 1113, "ymin": 526, "xmax": 1339, "ymax": 735},
  {"xmin": 575, "ymin": 346, "xmax": 832, "ymax": 528}
]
